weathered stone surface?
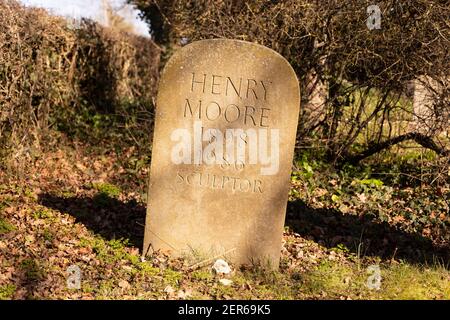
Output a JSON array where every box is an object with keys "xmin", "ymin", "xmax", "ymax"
[
  {"xmin": 143, "ymin": 39, "xmax": 300, "ymax": 268},
  {"xmin": 410, "ymin": 76, "xmax": 448, "ymax": 135}
]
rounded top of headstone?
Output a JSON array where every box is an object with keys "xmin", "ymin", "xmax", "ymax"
[
  {"xmin": 160, "ymin": 38, "xmax": 299, "ymax": 97},
  {"xmin": 171, "ymin": 38, "xmax": 297, "ymax": 69}
]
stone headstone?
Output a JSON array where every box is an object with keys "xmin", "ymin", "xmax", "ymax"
[
  {"xmin": 143, "ymin": 39, "xmax": 300, "ymax": 268},
  {"xmin": 301, "ymin": 70, "xmax": 327, "ymax": 129},
  {"xmin": 407, "ymin": 76, "xmax": 449, "ymax": 137}
]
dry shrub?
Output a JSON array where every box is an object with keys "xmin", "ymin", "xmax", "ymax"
[
  {"xmin": 0, "ymin": 0, "xmax": 160, "ymax": 171},
  {"xmin": 130, "ymin": 0, "xmax": 449, "ymax": 164},
  {"xmin": 0, "ymin": 1, "xmax": 75, "ymax": 163},
  {"xmin": 75, "ymin": 20, "xmax": 160, "ymax": 113}
]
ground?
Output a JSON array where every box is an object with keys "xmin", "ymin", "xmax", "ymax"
[{"xmin": 0, "ymin": 135, "xmax": 449, "ymax": 300}]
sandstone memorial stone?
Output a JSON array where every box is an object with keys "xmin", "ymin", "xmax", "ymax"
[{"xmin": 143, "ymin": 39, "xmax": 300, "ymax": 267}]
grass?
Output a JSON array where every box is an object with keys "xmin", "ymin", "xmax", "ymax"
[
  {"xmin": 20, "ymin": 259, "xmax": 44, "ymax": 281},
  {"xmin": 0, "ymin": 134, "xmax": 447, "ymax": 300},
  {"xmin": 296, "ymin": 260, "xmax": 450, "ymax": 300},
  {"xmin": 375, "ymin": 263, "xmax": 450, "ymax": 299},
  {"xmin": 0, "ymin": 285, "xmax": 16, "ymax": 300},
  {"xmin": 0, "ymin": 217, "xmax": 15, "ymax": 234},
  {"xmin": 1, "ymin": 200, "xmax": 448, "ymax": 300},
  {"xmin": 163, "ymin": 269, "xmax": 183, "ymax": 286},
  {"xmin": 32, "ymin": 208, "xmax": 53, "ymax": 220},
  {"xmin": 92, "ymin": 183, "xmax": 121, "ymax": 198},
  {"xmin": 191, "ymin": 270, "xmax": 213, "ymax": 281}
]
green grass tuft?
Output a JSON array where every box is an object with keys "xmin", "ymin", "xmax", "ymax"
[
  {"xmin": 92, "ymin": 183, "xmax": 121, "ymax": 198},
  {"xmin": 0, "ymin": 217, "xmax": 15, "ymax": 234},
  {"xmin": 0, "ymin": 284, "xmax": 16, "ymax": 300}
]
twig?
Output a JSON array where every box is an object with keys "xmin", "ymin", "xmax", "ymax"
[{"xmin": 188, "ymin": 248, "xmax": 236, "ymax": 270}]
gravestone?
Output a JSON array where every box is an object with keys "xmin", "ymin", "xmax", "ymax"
[
  {"xmin": 143, "ymin": 39, "xmax": 300, "ymax": 268},
  {"xmin": 406, "ymin": 77, "xmax": 449, "ymax": 137}
]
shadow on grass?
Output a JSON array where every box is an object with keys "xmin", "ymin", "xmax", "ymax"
[
  {"xmin": 286, "ymin": 199, "xmax": 449, "ymax": 268},
  {"xmin": 38, "ymin": 193, "xmax": 449, "ymax": 268},
  {"xmin": 39, "ymin": 193, "xmax": 146, "ymax": 249}
]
